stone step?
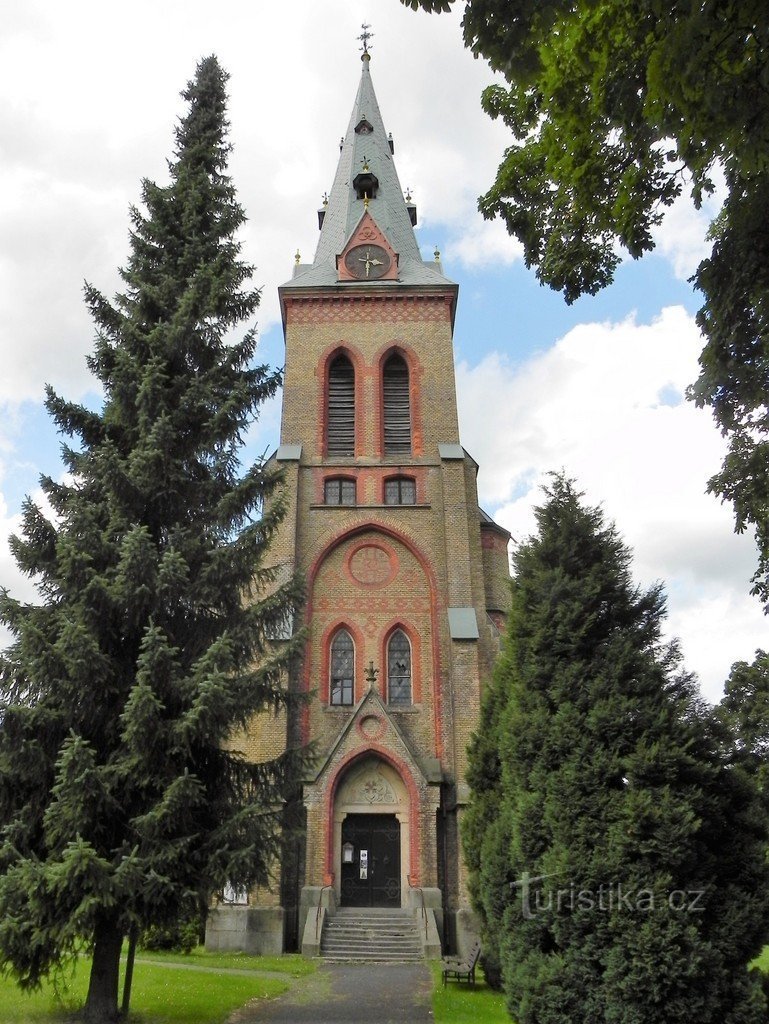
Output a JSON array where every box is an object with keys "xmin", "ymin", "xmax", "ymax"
[
  {"xmin": 333, "ymin": 907, "xmax": 411, "ymax": 914},
  {"xmin": 323, "ymin": 927, "xmax": 420, "ymax": 937},
  {"xmin": 319, "ymin": 950, "xmax": 423, "ymax": 958},
  {"xmin": 324, "ymin": 924, "xmax": 417, "ymax": 934},
  {"xmin": 322, "ymin": 938, "xmax": 422, "ymax": 949},
  {"xmin": 327, "ymin": 912, "xmax": 412, "ymax": 919},
  {"xmin": 320, "ymin": 908, "xmax": 424, "ymax": 962}
]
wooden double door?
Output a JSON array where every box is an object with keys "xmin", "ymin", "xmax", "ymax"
[{"xmin": 340, "ymin": 814, "xmax": 401, "ymax": 907}]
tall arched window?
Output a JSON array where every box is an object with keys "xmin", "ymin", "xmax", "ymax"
[
  {"xmin": 387, "ymin": 629, "xmax": 412, "ymax": 705},
  {"xmin": 330, "ymin": 629, "xmax": 355, "ymax": 706},
  {"xmin": 327, "ymin": 355, "xmax": 355, "ymax": 457},
  {"xmin": 383, "ymin": 354, "xmax": 411, "ymax": 455}
]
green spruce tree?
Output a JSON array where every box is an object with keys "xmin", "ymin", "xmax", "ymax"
[
  {"xmin": 465, "ymin": 476, "xmax": 769, "ymax": 1023},
  {"xmin": 0, "ymin": 57, "xmax": 304, "ymax": 1023}
]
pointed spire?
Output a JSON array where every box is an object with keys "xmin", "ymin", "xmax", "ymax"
[
  {"xmin": 311, "ymin": 47, "xmax": 427, "ymax": 277},
  {"xmin": 281, "ymin": 43, "xmax": 455, "ymax": 297}
]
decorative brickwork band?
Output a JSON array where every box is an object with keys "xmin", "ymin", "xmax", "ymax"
[{"xmin": 286, "ymin": 294, "xmax": 452, "ymax": 325}]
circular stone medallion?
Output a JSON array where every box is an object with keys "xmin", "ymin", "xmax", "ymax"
[
  {"xmin": 349, "ymin": 544, "xmax": 396, "ymax": 587},
  {"xmin": 359, "ymin": 714, "xmax": 386, "ymax": 741}
]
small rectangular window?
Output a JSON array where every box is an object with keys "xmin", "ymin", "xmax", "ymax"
[
  {"xmin": 325, "ymin": 478, "xmax": 356, "ymax": 505},
  {"xmin": 331, "ymin": 678, "xmax": 354, "ymax": 705},
  {"xmin": 384, "ymin": 478, "xmax": 416, "ymax": 505}
]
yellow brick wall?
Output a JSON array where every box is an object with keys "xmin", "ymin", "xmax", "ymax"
[{"xmin": 240, "ymin": 285, "xmax": 510, "ymax": 922}]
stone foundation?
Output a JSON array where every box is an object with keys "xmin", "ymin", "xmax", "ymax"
[{"xmin": 205, "ymin": 906, "xmax": 284, "ymax": 955}]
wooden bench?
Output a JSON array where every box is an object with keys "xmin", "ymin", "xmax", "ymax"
[{"xmin": 441, "ymin": 940, "xmax": 481, "ymax": 987}]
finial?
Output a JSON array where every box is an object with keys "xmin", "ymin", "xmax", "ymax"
[
  {"xmin": 405, "ymin": 187, "xmax": 413, "ymax": 203},
  {"xmin": 322, "ymin": 192, "xmax": 329, "ymax": 207},
  {"xmin": 434, "ymin": 246, "xmax": 441, "ymax": 262},
  {"xmin": 364, "ymin": 660, "xmax": 379, "ymax": 689},
  {"xmin": 359, "ymin": 23, "xmax": 374, "ymax": 56},
  {"xmin": 363, "ymin": 193, "xmax": 370, "ymax": 210},
  {"xmin": 362, "ymin": 157, "xmax": 370, "ymax": 173},
  {"xmin": 294, "ymin": 250, "xmax": 301, "ymax": 265}
]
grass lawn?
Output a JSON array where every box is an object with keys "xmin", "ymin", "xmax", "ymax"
[
  {"xmin": 134, "ymin": 946, "xmax": 315, "ymax": 977},
  {"xmin": 431, "ymin": 962, "xmax": 510, "ymax": 1024},
  {"xmin": 0, "ymin": 947, "xmax": 314, "ymax": 1023}
]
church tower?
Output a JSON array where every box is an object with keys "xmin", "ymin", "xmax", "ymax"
[{"xmin": 207, "ymin": 43, "xmax": 511, "ymax": 957}]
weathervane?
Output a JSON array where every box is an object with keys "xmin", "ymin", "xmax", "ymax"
[{"xmin": 359, "ymin": 23, "xmax": 374, "ymax": 54}]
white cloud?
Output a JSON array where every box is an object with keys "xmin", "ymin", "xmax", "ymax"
[
  {"xmin": 457, "ymin": 306, "xmax": 766, "ymax": 703},
  {"xmin": 0, "ymin": 489, "xmax": 41, "ymax": 652},
  {"xmin": 443, "ymin": 217, "xmax": 523, "ymax": 269},
  {"xmin": 1, "ymin": 1, "xmax": 763, "ymax": 707},
  {"xmin": 651, "ymin": 166, "xmax": 727, "ymax": 280}
]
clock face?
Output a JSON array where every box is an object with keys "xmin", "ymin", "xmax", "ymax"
[{"xmin": 344, "ymin": 244, "xmax": 392, "ymax": 280}]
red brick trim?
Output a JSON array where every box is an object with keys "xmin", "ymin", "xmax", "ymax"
[
  {"xmin": 318, "ymin": 473, "xmax": 358, "ymax": 506},
  {"xmin": 317, "ymin": 620, "xmax": 368, "ymax": 704},
  {"xmin": 285, "ymin": 294, "xmax": 452, "ymax": 325},
  {"xmin": 355, "ymin": 713, "xmax": 386, "ymax": 742},
  {"xmin": 380, "ymin": 620, "xmax": 422, "ymax": 704},
  {"xmin": 317, "ymin": 344, "xmax": 366, "ymax": 459},
  {"xmin": 374, "ymin": 343, "xmax": 424, "ymax": 458},
  {"xmin": 323, "ymin": 745, "xmax": 422, "ymax": 886},
  {"xmin": 303, "ymin": 522, "xmax": 445, "ymax": 760},
  {"xmin": 381, "ymin": 472, "xmax": 419, "ymax": 504},
  {"xmin": 337, "ymin": 211, "xmax": 399, "ymax": 282},
  {"xmin": 343, "ymin": 538, "xmax": 399, "ymax": 589}
]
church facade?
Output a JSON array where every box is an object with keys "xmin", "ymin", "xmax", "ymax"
[{"xmin": 207, "ymin": 49, "xmax": 510, "ymax": 956}]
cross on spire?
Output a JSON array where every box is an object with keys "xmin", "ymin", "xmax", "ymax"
[{"xmin": 358, "ymin": 23, "xmax": 373, "ymax": 54}]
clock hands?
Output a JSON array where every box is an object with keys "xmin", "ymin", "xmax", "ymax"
[
  {"xmin": 344, "ymin": 244, "xmax": 390, "ymax": 280},
  {"xmin": 357, "ymin": 249, "xmax": 384, "ymax": 278}
]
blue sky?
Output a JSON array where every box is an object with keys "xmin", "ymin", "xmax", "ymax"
[{"xmin": 0, "ymin": 0, "xmax": 764, "ymax": 702}]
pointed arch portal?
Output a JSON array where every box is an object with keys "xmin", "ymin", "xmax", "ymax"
[{"xmin": 332, "ymin": 756, "xmax": 411, "ymax": 907}]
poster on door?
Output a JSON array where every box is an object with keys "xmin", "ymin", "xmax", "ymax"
[{"xmin": 359, "ymin": 849, "xmax": 368, "ymax": 879}]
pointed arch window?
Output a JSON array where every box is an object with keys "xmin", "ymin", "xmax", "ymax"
[
  {"xmin": 383, "ymin": 354, "xmax": 411, "ymax": 455},
  {"xmin": 327, "ymin": 355, "xmax": 355, "ymax": 457},
  {"xmin": 387, "ymin": 629, "xmax": 412, "ymax": 706},
  {"xmin": 330, "ymin": 629, "xmax": 355, "ymax": 706}
]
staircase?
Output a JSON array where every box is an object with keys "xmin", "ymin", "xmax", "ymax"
[{"xmin": 320, "ymin": 907, "xmax": 424, "ymax": 961}]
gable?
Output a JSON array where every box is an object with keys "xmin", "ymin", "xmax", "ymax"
[{"xmin": 336, "ymin": 210, "xmax": 399, "ymax": 282}]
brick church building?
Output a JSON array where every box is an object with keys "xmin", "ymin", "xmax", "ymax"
[{"xmin": 206, "ymin": 46, "xmax": 510, "ymax": 958}]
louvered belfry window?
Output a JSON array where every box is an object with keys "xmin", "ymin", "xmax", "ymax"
[
  {"xmin": 387, "ymin": 629, "xmax": 412, "ymax": 705},
  {"xmin": 327, "ymin": 355, "xmax": 355, "ymax": 457},
  {"xmin": 383, "ymin": 354, "xmax": 411, "ymax": 455}
]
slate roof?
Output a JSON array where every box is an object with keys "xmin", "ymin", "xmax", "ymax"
[
  {"xmin": 280, "ymin": 53, "xmax": 455, "ymax": 293},
  {"xmin": 480, "ymin": 507, "xmax": 511, "ymax": 537}
]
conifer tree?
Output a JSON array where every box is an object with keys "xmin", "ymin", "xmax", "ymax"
[
  {"xmin": 465, "ymin": 476, "xmax": 769, "ymax": 1024},
  {"xmin": 0, "ymin": 57, "xmax": 304, "ymax": 1023}
]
